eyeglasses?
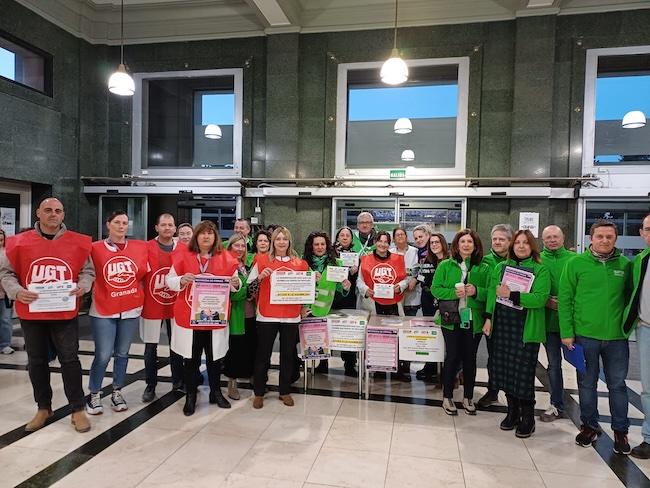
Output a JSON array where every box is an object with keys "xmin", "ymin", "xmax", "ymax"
[{"xmin": 357, "ymin": 221, "xmax": 373, "ymax": 225}]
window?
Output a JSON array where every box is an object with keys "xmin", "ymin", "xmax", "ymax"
[
  {"xmin": 0, "ymin": 33, "xmax": 51, "ymax": 94},
  {"xmin": 594, "ymin": 55, "xmax": 650, "ymax": 165},
  {"xmin": 335, "ymin": 57, "xmax": 469, "ymax": 178},
  {"xmin": 582, "ymin": 201, "xmax": 649, "ymax": 258},
  {"xmin": 583, "ymin": 46, "xmax": 650, "ymax": 185},
  {"xmin": 132, "ymin": 69, "xmax": 243, "ymax": 177}
]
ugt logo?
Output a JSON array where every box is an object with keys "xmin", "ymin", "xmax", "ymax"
[
  {"xmin": 149, "ymin": 267, "xmax": 177, "ymax": 305},
  {"xmin": 371, "ymin": 264, "xmax": 395, "ymax": 284},
  {"xmin": 103, "ymin": 256, "xmax": 138, "ymax": 289},
  {"xmin": 27, "ymin": 257, "xmax": 72, "ymax": 284}
]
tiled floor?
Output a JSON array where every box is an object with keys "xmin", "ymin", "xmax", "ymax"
[{"xmin": 0, "ymin": 328, "xmax": 648, "ymax": 488}]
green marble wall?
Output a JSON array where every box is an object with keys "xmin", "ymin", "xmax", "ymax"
[{"xmin": 3, "ymin": 0, "xmax": 650, "ymax": 244}]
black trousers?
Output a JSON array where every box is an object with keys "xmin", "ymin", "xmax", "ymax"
[
  {"xmin": 21, "ymin": 318, "xmax": 85, "ymax": 412},
  {"xmin": 375, "ymin": 302, "xmax": 399, "ymax": 315},
  {"xmin": 441, "ymin": 325, "xmax": 479, "ymax": 399},
  {"xmin": 254, "ymin": 322, "xmax": 298, "ymax": 396},
  {"xmin": 420, "ymin": 290, "xmax": 437, "ymax": 317},
  {"xmin": 144, "ymin": 319, "xmax": 184, "ymax": 387},
  {"xmin": 184, "ymin": 330, "xmax": 222, "ymax": 393}
]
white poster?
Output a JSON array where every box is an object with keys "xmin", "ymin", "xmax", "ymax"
[
  {"xmin": 398, "ymin": 327, "xmax": 445, "ymax": 362},
  {"xmin": 1, "ymin": 207, "xmax": 16, "ymax": 236},
  {"xmin": 518, "ymin": 212, "xmax": 539, "ymax": 238}
]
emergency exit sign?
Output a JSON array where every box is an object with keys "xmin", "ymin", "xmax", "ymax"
[{"xmin": 389, "ymin": 169, "xmax": 406, "ymax": 179}]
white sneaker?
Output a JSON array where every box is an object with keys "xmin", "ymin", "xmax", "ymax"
[
  {"xmin": 540, "ymin": 405, "xmax": 563, "ymax": 422},
  {"xmin": 0, "ymin": 346, "xmax": 14, "ymax": 354},
  {"xmin": 86, "ymin": 392, "xmax": 103, "ymax": 415},
  {"xmin": 463, "ymin": 398, "xmax": 477, "ymax": 415},
  {"xmin": 442, "ymin": 397, "xmax": 458, "ymax": 416},
  {"xmin": 111, "ymin": 389, "xmax": 128, "ymax": 412}
]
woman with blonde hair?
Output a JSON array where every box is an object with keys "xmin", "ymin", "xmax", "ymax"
[
  {"xmin": 223, "ymin": 233, "xmax": 256, "ymax": 400},
  {"xmin": 247, "ymin": 226, "xmax": 309, "ymax": 409}
]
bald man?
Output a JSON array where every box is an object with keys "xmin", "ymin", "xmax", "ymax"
[
  {"xmin": 539, "ymin": 225, "xmax": 575, "ymax": 422},
  {"xmin": 0, "ymin": 198, "xmax": 95, "ymax": 433}
]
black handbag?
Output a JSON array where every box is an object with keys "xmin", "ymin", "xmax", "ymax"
[{"xmin": 438, "ymin": 299, "xmax": 461, "ymax": 325}]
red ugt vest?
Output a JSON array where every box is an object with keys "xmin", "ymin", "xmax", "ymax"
[
  {"xmin": 255, "ymin": 253, "xmax": 309, "ymax": 319},
  {"xmin": 5, "ymin": 230, "xmax": 92, "ymax": 320},
  {"xmin": 141, "ymin": 239, "xmax": 177, "ymax": 320},
  {"xmin": 360, "ymin": 252, "xmax": 407, "ymax": 305},
  {"xmin": 91, "ymin": 240, "xmax": 148, "ymax": 315},
  {"xmin": 171, "ymin": 248, "xmax": 239, "ymax": 329}
]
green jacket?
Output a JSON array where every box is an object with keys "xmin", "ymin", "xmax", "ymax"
[
  {"xmin": 485, "ymin": 257, "xmax": 551, "ymax": 343},
  {"xmin": 477, "ymin": 250, "xmax": 507, "ymax": 302},
  {"xmin": 558, "ymin": 249, "xmax": 631, "ymax": 341},
  {"xmin": 431, "ymin": 257, "xmax": 490, "ymax": 333},
  {"xmin": 621, "ymin": 246, "xmax": 650, "ymax": 337},
  {"xmin": 540, "ymin": 247, "xmax": 576, "ymax": 333},
  {"xmin": 229, "ymin": 270, "xmax": 248, "ymax": 335}
]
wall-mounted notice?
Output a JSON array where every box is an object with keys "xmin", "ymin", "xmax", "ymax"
[{"xmin": 518, "ymin": 212, "xmax": 539, "ymax": 238}]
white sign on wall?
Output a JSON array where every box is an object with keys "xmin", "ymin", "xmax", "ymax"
[{"xmin": 519, "ymin": 212, "xmax": 539, "ymax": 238}]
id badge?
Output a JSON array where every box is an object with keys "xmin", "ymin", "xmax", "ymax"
[{"xmin": 460, "ymin": 308, "xmax": 472, "ymax": 329}]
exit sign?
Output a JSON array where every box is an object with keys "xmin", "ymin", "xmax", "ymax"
[{"xmin": 389, "ymin": 169, "xmax": 406, "ymax": 179}]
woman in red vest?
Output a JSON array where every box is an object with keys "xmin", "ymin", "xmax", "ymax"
[
  {"xmin": 357, "ymin": 230, "xmax": 409, "ymax": 316},
  {"xmin": 87, "ymin": 211, "xmax": 148, "ymax": 416},
  {"xmin": 166, "ymin": 220, "xmax": 240, "ymax": 416},
  {"xmin": 248, "ymin": 226, "xmax": 309, "ymax": 409}
]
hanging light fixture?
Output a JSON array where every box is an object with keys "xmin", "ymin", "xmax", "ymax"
[
  {"xmin": 380, "ymin": 0, "xmax": 408, "ymax": 85},
  {"xmin": 394, "ymin": 117, "xmax": 412, "ymax": 134},
  {"xmin": 622, "ymin": 110, "xmax": 646, "ymax": 129},
  {"xmin": 204, "ymin": 124, "xmax": 222, "ymax": 139},
  {"xmin": 108, "ymin": 0, "xmax": 135, "ymax": 96},
  {"xmin": 401, "ymin": 149, "xmax": 415, "ymax": 161}
]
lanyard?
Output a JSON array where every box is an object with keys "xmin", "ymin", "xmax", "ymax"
[
  {"xmin": 105, "ymin": 238, "xmax": 127, "ymax": 252},
  {"xmin": 197, "ymin": 253, "xmax": 211, "ymax": 274}
]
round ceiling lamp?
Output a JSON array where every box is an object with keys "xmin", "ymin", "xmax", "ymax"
[
  {"xmin": 401, "ymin": 149, "xmax": 415, "ymax": 161},
  {"xmin": 204, "ymin": 124, "xmax": 222, "ymax": 139},
  {"xmin": 108, "ymin": 0, "xmax": 134, "ymax": 96},
  {"xmin": 380, "ymin": 0, "xmax": 408, "ymax": 85},
  {"xmin": 622, "ymin": 110, "xmax": 646, "ymax": 129},
  {"xmin": 394, "ymin": 117, "xmax": 412, "ymax": 134}
]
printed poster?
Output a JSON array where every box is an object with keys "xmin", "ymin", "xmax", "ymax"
[
  {"xmin": 270, "ymin": 270, "xmax": 315, "ymax": 304},
  {"xmin": 190, "ymin": 275, "xmax": 231, "ymax": 328},
  {"xmin": 365, "ymin": 327, "xmax": 398, "ymax": 372},
  {"xmin": 398, "ymin": 327, "xmax": 445, "ymax": 362},
  {"xmin": 497, "ymin": 266, "xmax": 535, "ymax": 311},
  {"xmin": 328, "ymin": 317, "xmax": 366, "ymax": 352},
  {"xmin": 299, "ymin": 317, "xmax": 331, "ymax": 360}
]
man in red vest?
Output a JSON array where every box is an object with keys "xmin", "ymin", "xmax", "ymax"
[
  {"xmin": 140, "ymin": 213, "xmax": 184, "ymax": 401},
  {"xmin": 0, "ymin": 198, "xmax": 95, "ymax": 433}
]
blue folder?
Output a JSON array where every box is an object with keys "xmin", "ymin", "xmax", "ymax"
[{"xmin": 562, "ymin": 343, "xmax": 587, "ymax": 375}]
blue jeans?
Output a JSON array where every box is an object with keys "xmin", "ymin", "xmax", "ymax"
[
  {"xmin": 576, "ymin": 336, "xmax": 630, "ymax": 433},
  {"xmin": 638, "ymin": 325, "xmax": 650, "ymax": 443},
  {"xmin": 545, "ymin": 332, "xmax": 564, "ymax": 410},
  {"xmin": 0, "ymin": 298, "xmax": 13, "ymax": 348},
  {"xmin": 89, "ymin": 316, "xmax": 139, "ymax": 393}
]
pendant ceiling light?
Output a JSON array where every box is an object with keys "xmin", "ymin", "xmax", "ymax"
[
  {"xmin": 622, "ymin": 110, "xmax": 646, "ymax": 129},
  {"xmin": 401, "ymin": 149, "xmax": 415, "ymax": 161},
  {"xmin": 380, "ymin": 0, "xmax": 408, "ymax": 85},
  {"xmin": 108, "ymin": 0, "xmax": 135, "ymax": 96},
  {"xmin": 204, "ymin": 124, "xmax": 222, "ymax": 139},
  {"xmin": 394, "ymin": 117, "xmax": 412, "ymax": 134}
]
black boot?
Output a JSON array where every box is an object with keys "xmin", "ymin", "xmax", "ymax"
[
  {"xmin": 515, "ymin": 400, "xmax": 536, "ymax": 438},
  {"xmin": 209, "ymin": 388, "xmax": 231, "ymax": 409},
  {"xmin": 500, "ymin": 395, "xmax": 519, "ymax": 431},
  {"xmin": 314, "ymin": 361, "xmax": 329, "ymax": 374},
  {"xmin": 183, "ymin": 391, "xmax": 197, "ymax": 416}
]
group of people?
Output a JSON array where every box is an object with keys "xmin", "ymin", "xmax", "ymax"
[{"xmin": 0, "ymin": 200, "xmax": 648, "ymax": 462}]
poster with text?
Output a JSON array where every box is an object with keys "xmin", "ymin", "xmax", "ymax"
[
  {"xmin": 365, "ymin": 327, "xmax": 398, "ymax": 372},
  {"xmin": 328, "ymin": 317, "xmax": 366, "ymax": 352},
  {"xmin": 398, "ymin": 327, "xmax": 445, "ymax": 362},
  {"xmin": 299, "ymin": 317, "xmax": 331, "ymax": 360},
  {"xmin": 190, "ymin": 275, "xmax": 230, "ymax": 328}
]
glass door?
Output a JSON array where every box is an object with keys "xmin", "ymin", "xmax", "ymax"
[
  {"xmin": 397, "ymin": 198, "xmax": 465, "ymax": 244},
  {"xmin": 333, "ymin": 198, "xmax": 397, "ymax": 232},
  {"xmin": 582, "ymin": 200, "xmax": 649, "ymax": 258}
]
